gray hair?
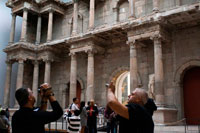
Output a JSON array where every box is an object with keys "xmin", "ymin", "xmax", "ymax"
[{"xmin": 135, "ymin": 88, "xmax": 148, "ymax": 105}]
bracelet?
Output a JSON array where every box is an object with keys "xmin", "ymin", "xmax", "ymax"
[{"xmin": 41, "ymin": 101, "xmax": 47, "ymax": 104}]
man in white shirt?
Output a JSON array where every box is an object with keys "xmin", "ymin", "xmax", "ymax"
[{"xmin": 71, "ymin": 98, "xmax": 79, "ymax": 115}]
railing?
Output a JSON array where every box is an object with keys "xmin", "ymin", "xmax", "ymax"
[{"xmin": 46, "ymin": 116, "xmax": 200, "ymax": 133}]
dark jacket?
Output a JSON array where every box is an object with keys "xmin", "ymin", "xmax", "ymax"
[
  {"xmin": 144, "ymin": 98, "xmax": 157, "ymax": 116},
  {"xmin": 12, "ymin": 101, "xmax": 63, "ymax": 133}
]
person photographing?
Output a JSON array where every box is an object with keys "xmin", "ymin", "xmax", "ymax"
[
  {"xmin": 12, "ymin": 83, "xmax": 63, "ymax": 133},
  {"xmin": 106, "ymin": 82, "xmax": 154, "ymax": 133}
]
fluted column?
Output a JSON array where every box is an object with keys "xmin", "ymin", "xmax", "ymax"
[
  {"xmin": 44, "ymin": 60, "xmax": 51, "ymax": 83},
  {"xmin": 69, "ymin": 53, "xmax": 77, "ymax": 104},
  {"xmin": 129, "ymin": 42, "xmax": 138, "ymax": 92},
  {"xmin": 72, "ymin": 0, "xmax": 78, "ymax": 35},
  {"xmin": 20, "ymin": 9, "xmax": 28, "ymax": 42},
  {"xmin": 32, "ymin": 61, "xmax": 39, "ymax": 101},
  {"xmin": 47, "ymin": 10, "xmax": 53, "ymax": 42},
  {"xmin": 129, "ymin": 0, "xmax": 136, "ymax": 18},
  {"xmin": 153, "ymin": 37, "xmax": 165, "ymax": 106},
  {"xmin": 16, "ymin": 59, "xmax": 24, "ymax": 90},
  {"xmin": 36, "ymin": 15, "xmax": 42, "ymax": 44},
  {"xmin": 9, "ymin": 13, "xmax": 16, "ymax": 44},
  {"xmin": 86, "ymin": 50, "xmax": 94, "ymax": 102},
  {"xmin": 89, "ymin": 0, "xmax": 95, "ymax": 30},
  {"xmin": 3, "ymin": 61, "xmax": 12, "ymax": 107},
  {"xmin": 153, "ymin": 0, "xmax": 159, "ymax": 12}
]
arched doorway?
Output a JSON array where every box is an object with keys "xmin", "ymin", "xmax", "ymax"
[
  {"xmin": 115, "ymin": 71, "xmax": 130, "ymax": 105},
  {"xmin": 183, "ymin": 67, "xmax": 200, "ymax": 124},
  {"xmin": 66, "ymin": 81, "xmax": 82, "ymax": 106}
]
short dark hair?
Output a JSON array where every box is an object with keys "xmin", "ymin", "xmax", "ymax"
[
  {"xmin": 73, "ymin": 97, "xmax": 77, "ymax": 102},
  {"xmin": 15, "ymin": 88, "xmax": 29, "ymax": 107},
  {"xmin": 74, "ymin": 110, "xmax": 80, "ymax": 116},
  {"xmin": 0, "ymin": 110, "xmax": 6, "ymax": 115}
]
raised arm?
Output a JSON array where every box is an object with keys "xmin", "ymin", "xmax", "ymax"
[{"xmin": 107, "ymin": 82, "xmax": 129, "ymax": 119}]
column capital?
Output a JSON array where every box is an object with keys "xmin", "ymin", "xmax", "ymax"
[
  {"xmin": 48, "ymin": 9, "xmax": 54, "ymax": 13},
  {"xmin": 150, "ymin": 33, "xmax": 162, "ymax": 41},
  {"xmin": 5, "ymin": 60, "xmax": 13, "ymax": 65},
  {"xmin": 43, "ymin": 59, "xmax": 53, "ymax": 63},
  {"xmin": 23, "ymin": 8, "xmax": 28, "ymax": 12},
  {"xmin": 85, "ymin": 49, "xmax": 97, "ymax": 56},
  {"xmin": 11, "ymin": 13, "xmax": 16, "ymax": 17},
  {"xmin": 17, "ymin": 58, "xmax": 25, "ymax": 64},
  {"xmin": 127, "ymin": 40, "xmax": 142, "ymax": 48},
  {"xmin": 32, "ymin": 60, "xmax": 39, "ymax": 65}
]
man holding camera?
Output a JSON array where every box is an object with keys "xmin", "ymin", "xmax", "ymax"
[
  {"xmin": 12, "ymin": 83, "xmax": 63, "ymax": 133},
  {"xmin": 106, "ymin": 82, "xmax": 154, "ymax": 133}
]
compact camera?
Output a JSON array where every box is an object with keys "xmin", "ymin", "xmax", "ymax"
[
  {"xmin": 38, "ymin": 87, "xmax": 51, "ymax": 93},
  {"xmin": 105, "ymin": 83, "xmax": 109, "ymax": 88}
]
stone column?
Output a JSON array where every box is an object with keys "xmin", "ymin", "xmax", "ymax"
[
  {"xmin": 89, "ymin": 0, "xmax": 95, "ymax": 30},
  {"xmin": 153, "ymin": 37, "xmax": 165, "ymax": 106},
  {"xmin": 9, "ymin": 13, "xmax": 16, "ymax": 44},
  {"xmin": 16, "ymin": 59, "xmax": 24, "ymax": 90},
  {"xmin": 32, "ymin": 61, "xmax": 39, "ymax": 101},
  {"xmin": 113, "ymin": 7, "xmax": 118, "ymax": 24},
  {"xmin": 72, "ymin": 0, "xmax": 78, "ymax": 35},
  {"xmin": 69, "ymin": 53, "xmax": 77, "ymax": 104},
  {"xmin": 176, "ymin": 0, "xmax": 181, "ymax": 6},
  {"xmin": 20, "ymin": 9, "xmax": 28, "ymax": 42},
  {"xmin": 44, "ymin": 60, "xmax": 51, "ymax": 83},
  {"xmin": 129, "ymin": 0, "xmax": 136, "ymax": 18},
  {"xmin": 129, "ymin": 42, "xmax": 138, "ymax": 92},
  {"xmin": 86, "ymin": 50, "xmax": 94, "ymax": 102},
  {"xmin": 153, "ymin": 0, "xmax": 159, "ymax": 12},
  {"xmin": 3, "ymin": 61, "xmax": 12, "ymax": 107},
  {"xmin": 36, "ymin": 15, "xmax": 42, "ymax": 44},
  {"xmin": 47, "ymin": 10, "xmax": 53, "ymax": 42}
]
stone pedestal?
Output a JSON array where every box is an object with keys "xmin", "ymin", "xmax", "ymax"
[{"xmin": 153, "ymin": 107, "xmax": 178, "ymax": 125}]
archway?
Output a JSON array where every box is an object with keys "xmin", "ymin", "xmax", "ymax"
[
  {"xmin": 183, "ymin": 67, "xmax": 200, "ymax": 124},
  {"xmin": 66, "ymin": 80, "xmax": 82, "ymax": 106},
  {"xmin": 115, "ymin": 71, "xmax": 130, "ymax": 105}
]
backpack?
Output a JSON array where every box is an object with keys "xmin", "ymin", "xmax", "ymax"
[{"xmin": 67, "ymin": 104, "xmax": 73, "ymax": 117}]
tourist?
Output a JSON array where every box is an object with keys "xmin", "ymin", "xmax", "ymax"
[
  {"xmin": 104, "ymin": 106, "xmax": 117, "ymax": 133},
  {"xmin": 0, "ymin": 110, "xmax": 10, "ymax": 133},
  {"xmin": 86, "ymin": 99, "xmax": 98, "ymax": 133},
  {"xmin": 106, "ymin": 82, "xmax": 154, "ymax": 133},
  {"xmin": 80, "ymin": 101, "xmax": 87, "ymax": 133},
  {"xmin": 12, "ymin": 83, "xmax": 63, "ymax": 133},
  {"xmin": 71, "ymin": 98, "xmax": 80, "ymax": 115},
  {"xmin": 67, "ymin": 110, "xmax": 81, "ymax": 133}
]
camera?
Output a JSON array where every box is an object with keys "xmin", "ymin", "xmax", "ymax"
[
  {"xmin": 105, "ymin": 83, "xmax": 109, "ymax": 87},
  {"xmin": 38, "ymin": 87, "xmax": 51, "ymax": 93}
]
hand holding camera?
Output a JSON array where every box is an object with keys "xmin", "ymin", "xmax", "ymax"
[
  {"xmin": 38, "ymin": 83, "xmax": 54, "ymax": 99},
  {"xmin": 106, "ymin": 82, "xmax": 115, "ymax": 93}
]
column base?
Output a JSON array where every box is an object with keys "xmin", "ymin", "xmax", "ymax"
[{"xmin": 153, "ymin": 107, "xmax": 178, "ymax": 125}]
